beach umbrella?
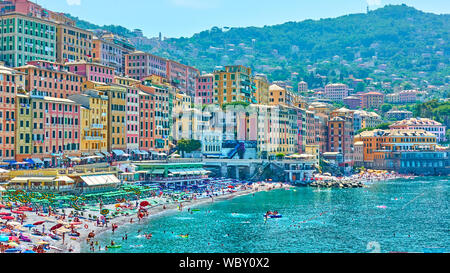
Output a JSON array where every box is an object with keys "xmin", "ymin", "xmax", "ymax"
[
  {"xmin": 0, "ymin": 212, "xmax": 11, "ymax": 216},
  {"xmin": 0, "ymin": 204, "xmax": 6, "ymax": 208},
  {"xmin": 33, "ymin": 221, "xmax": 45, "ymax": 226},
  {"xmin": 1, "ymin": 216, "xmax": 14, "ymax": 220},
  {"xmin": 50, "ymin": 224, "xmax": 63, "ymax": 231},
  {"xmin": 140, "ymin": 201, "xmax": 150, "ymax": 207},
  {"xmin": 0, "ymin": 235, "xmax": 9, "ymax": 242},
  {"xmin": 23, "ymin": 250, "xmax": 36, "ymax": 253},
  {"xmin": 11, "ymin": 211, "xmax": 24, "ymax": 215},
  {"xmin": 9, "ymin": 236, "xmax": 19, "ymax": 242},
  {"xmin": 55, "ymin": 227, "xmax": 71, "ymax": 234},
  {"xmin": 23, "ymin": 224, "xmax": 35, "ymax": 229}
]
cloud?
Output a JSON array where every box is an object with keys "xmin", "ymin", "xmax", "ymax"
[
  {"xmin": 170, "ymin": 0, "xmax": 220, "ymax": 9},
  {"xmin": 66, "ymin": 0, "xmax": 81, "ymax": 6},
  {"xmin": 366, "ymin": 0, "xmax": 382, "ymax": 6}
]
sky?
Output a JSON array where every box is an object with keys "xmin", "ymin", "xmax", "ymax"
[{"xmin": 34, "ymin": 0, "xmax": 449, "ymax": 38}]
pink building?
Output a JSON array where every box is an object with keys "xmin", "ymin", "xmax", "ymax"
[
  {"xmin": 125, "ymin": 51, "xmax": 167, "ymax": 81},
  {"xmin": 167, "ymin": 60, "xmax": 199, "ymax": 96},
  {"xmin": 29, "ymin": 90, "xmax": 81, "ymax": 166},
  {"xmin": 17, "ymin": 60, "xmax": 85, "ymax": 99},
  {"xmin": 0, "ymin": 0, "xmax": 50, "ymax": 19},
  {"xmin": 125, "ymin": 51, "xmax": 199, "ymax": 95},
  {"xmin": 324, "ymin": 83, "xmax": 349, "ymax": 102},
  {"xmin": 66, "ymin": 61, "xmax": 114, "ymax": 84},
  {"xmin": 195, "ymin": 74, "xmax": 214, "ymax": 104},
  {"xmin": 125, "ymin": 85, "xmax": 140, "ymax": 152}
]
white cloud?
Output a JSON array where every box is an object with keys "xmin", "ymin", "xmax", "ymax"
[
  {"xmin": 366, "ymin": 0, "xmax": 382, "ymax": 6},
  {"xmin": 66, "ymin": 0, "xmax": 81, "ymax": 6}
]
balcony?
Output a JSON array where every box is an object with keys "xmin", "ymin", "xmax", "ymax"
[
  {"xmin": 85, "ymin": 136, "xmax": 103, "ymax": 141},
  {"xmin": 91, "ymin": 124, "xmax": 104, "ymax": 129}
]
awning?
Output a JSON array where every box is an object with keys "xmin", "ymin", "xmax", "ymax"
[
  {"xmin": 95, "ymin": 152, "xmax": 105, "ymax": 158},
  {"xmin": 9, "ymin": 177, "xmax": 56, "ymax": 183},
  {"xmin": 3, "ymin": 160, "xmax": 17, "ymax": 165},
  {"xmin": 80, "ymin": 175, "xmax": 120, "ymax": 186},
  {"xmin": 151, "ymin": 169, "xmax": 165, "ymax": 175},
  {"xmin": 25, "ymin": 159, "xmax": 34, "ymax": 165},
  {"xmin": 169, "ymin": 169, "xmax": 182, "ymax": 175},
  {"xmin": 54, "ymin": 176, "xmax": 75, "ymax": 183},
  {"xmin": 112, "ymin": 150, "xmax": 125, "ymax": 156},
  {"xmin": 32, "ymin": 158, "xmax": 44, "ymax": 165},
  {"xmin": 68, "ymin": 157, "xmax": 81, "ymax": 162}
]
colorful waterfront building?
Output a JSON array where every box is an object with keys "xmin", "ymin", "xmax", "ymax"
[
  {"xmin": 55, "ymin": 20, "xmax": 93, "ymax": 63},
  {"xmin": 137, "ymin": 81, "xmax": 173, "ymax": 154},
  {"xmin": 0, "ymin": 12, "xmax": 57, "ymax": 67},
  {"xmin": 0, "ymin": 0, "xmax": 52, "ymax": 19},
  {"xmin": 93, "ymin": 34, "xmax": 135, "ymax": 76},
  {"xmin": 16, "ymin": 60, "xmax": 85, "ymax": 98},
  {"xmin": 125, "ymin": 51, "xmax": 167, "ymax": 80},
  {"xmin": 389, "ymin": 118, "xmax": 447, "ymax": 143},
  {"xmin": 66, "ymin": 60, "xmax": 114, "ymax": 84},
  {"xmin": 95, "ymin": 84, "xmax": 127, "ymax": 153},
  {"xmin": 166, "ymin": 59, "xmax": 199, "ymax": 96},
  {"xmin": 253, "ymin": 74, "xmax": 270, "ymax": 105},
  {"xmin": 138, "ymin": 88, "xmax": 154, "ymax": 153},
  {"xmin": 0, "ymin": 64, "xmax": 25, "ymax": 161},
  {"xmin": 29, "ymin": 90, "xmax": 81, "ymax": 166},
  {"xmin": 113, "ymin": 77, "xmax": 140, "ymax": 153},
  {"xmin": 14, "ymin": 92, "xmax": 32, "ymax": 162},
  {"xmin": 328, "ymin": 109, "xmax": 354, "ymax": 168},
  {"xmin": 68, "ymin": 89, "xmax": 109, "ymax": 155},
  {"xmin": 195, "ymin": 73, "xmax": 214, "ymax": 105},
  {"xmin": 355, "ymin": 129, "xmax": 438, "ymax": 170},
  {"xmin": 213, "ymin": 65, "xmax": 255, "ymax": 106}
]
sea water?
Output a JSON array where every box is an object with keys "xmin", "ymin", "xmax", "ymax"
[{"xmin": 83, "ymin": 177, "xmax": 449, "ymax": 253}]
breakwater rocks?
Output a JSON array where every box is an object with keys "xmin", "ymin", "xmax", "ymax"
[{"xmin": 309, "ymin": 180, "xmax": 366, "ymax": 188}]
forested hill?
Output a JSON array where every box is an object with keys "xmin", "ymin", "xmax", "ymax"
[{"xmin": 68, "ymin": 5, "xmax": 449, "ymax": 86}]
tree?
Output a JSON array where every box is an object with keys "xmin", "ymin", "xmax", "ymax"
[
  {"xmin": 177, "ymin": 139, "xmax": 202, "ymax": 157},
  {"xmin": 381, "ymin": 103, "xmax": 393, "ymax": 113}
]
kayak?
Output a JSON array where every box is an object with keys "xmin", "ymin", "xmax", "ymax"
[{"xmin": 108, "ymin": 245, "xmax": 122, "ymax": 249}]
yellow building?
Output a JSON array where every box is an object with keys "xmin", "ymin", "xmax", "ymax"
[
  {"xmin": 15, "ymin": 93, "xmax": 33, "ymax": 162},
  {"xmin": 84, "ymin": 82, "xmax": 127, "ymax": 152},
  {"xmin": 213, "ymin": 65, "xmax": 254, "ymax": 106},
  {"xmin": 68, "ymin": 90, "xmax": 109, "ymax": 155},
  {"xmin": 253, "ymin": 74, "xmax": 270, "ymax": 105},
  {"xmin": 56, "ymin": 22, "xmax": 93, "ymax": 63},
  {"xmin": 305, "ymin": 144, "xmax": 320, "ymax": 167},
  {"xmin": 114, "ymin": 75, "xmax": 140, "ymax": 87}
]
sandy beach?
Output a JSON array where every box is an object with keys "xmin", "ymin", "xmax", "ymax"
[{"xmin": 43, "ymin": 182, "xmax": 292, "ymax": 253}]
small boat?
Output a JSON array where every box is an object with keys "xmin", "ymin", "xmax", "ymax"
[
  {"xmin": 268, "ymin": 214, "xmax": 283, "ymax": 219},
  {"xmin": 178, "ymin": 235, "xmax": 189, "ymax": 239},
  {"xmin": 5, "ymin": 248, "xmax": 21, "ymax": 253}
]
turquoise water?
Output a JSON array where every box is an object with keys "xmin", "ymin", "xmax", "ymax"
[{"xmin": 83, "ymin": 177, "xmax": 449, "ymax": 253}]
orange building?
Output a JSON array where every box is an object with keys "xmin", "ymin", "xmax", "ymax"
[{"xmin": 360, "ymin": 92, "xmax": 384, "ymax": 110}]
